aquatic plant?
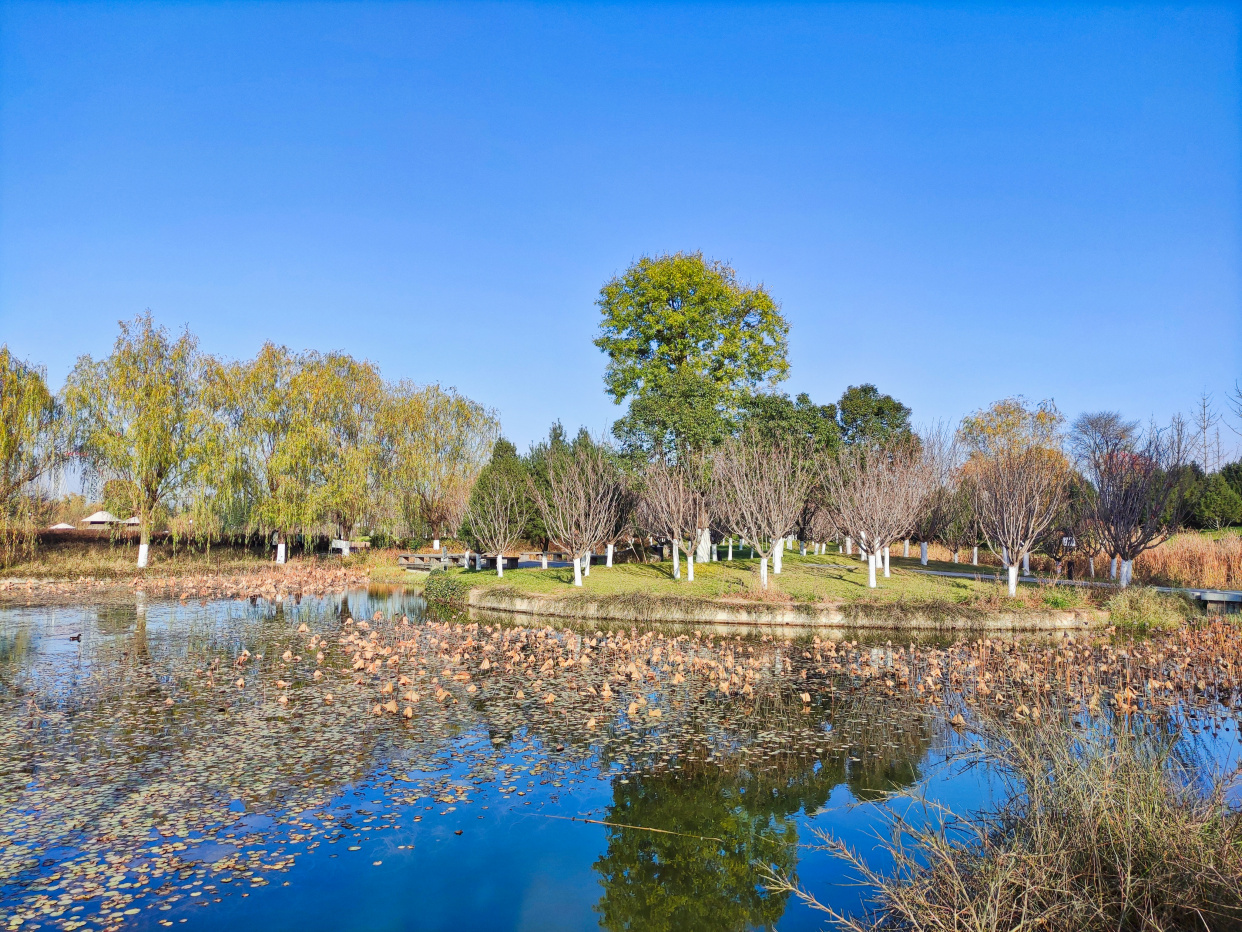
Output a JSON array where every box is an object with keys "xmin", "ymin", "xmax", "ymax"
[{"xmin": 767, "ymin": 715, "xmax": 1242, "ymax": 931}]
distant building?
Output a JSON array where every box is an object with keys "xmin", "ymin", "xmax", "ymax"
[
  {"xmin": 80, "ymin": 511, "xmax": 119, "ymax": 527},
  {"xmin": 49, "ymin": 522, "xmax": 76, "ymax": 530}
]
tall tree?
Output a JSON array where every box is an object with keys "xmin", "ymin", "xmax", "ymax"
[
  {"xmin": 0, "ymin": 346, "xmax": 62, "ymax": 515},
  {"xmin": 960, "ymin": 398, "xmax": 1068, "ymax": 595},
  {"xmin": 736, "ymin": 391, "xmax": 840, "ymax": 453},
  {"xmin": 837, "ymin": 384, "xmax": 913, "ymax": 447},
  {"xmin": 596, "ymin": 252, "xmax": 789, "ymax": 459},
  {"xmin": 63, "ymin": 314, "xmax": 211, "ymax": 567},
  {"xmin": 461, "ymin": 443, "xmax": 530, "ymax": 578},
  {"xmin": 1072, "ymin": 411, "xmax": 1188, "ymax": 586},
  {"xmin": 380, "ymin": 382, "xmax": 498, "ymax": 546}
]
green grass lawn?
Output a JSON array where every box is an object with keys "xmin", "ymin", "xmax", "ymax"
[{"xmin": 450, "ymin": 550, "xmax": 1095, "ymax": 613}]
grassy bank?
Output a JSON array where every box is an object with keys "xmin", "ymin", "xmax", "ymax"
[{"xmin": 437, "ymin": 551, "xmax": 1104, "ymax": 618}]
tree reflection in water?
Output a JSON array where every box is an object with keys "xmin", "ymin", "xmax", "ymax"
[{"xmin": 594, "ymin": 692, "xmax": 932, "ymax": 931}]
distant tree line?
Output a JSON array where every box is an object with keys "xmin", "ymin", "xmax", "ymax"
[{"xmin": 1, "ymin": 314, "xmax": 499, "ymax": 566}]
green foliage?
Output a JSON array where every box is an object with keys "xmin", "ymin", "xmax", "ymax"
[
  {"xmin": 0, "ymin": 346, "xmax": 62, "ymax": 514},
  {"xmin": 1221, "ymin": 461, "xmax": 1242, "ymax": 500},
  {"xmin": 837, "ymin": 383, "xmax": 913, "ymax": 447},
  {"xmin": 595, "ymin": 252, "xmax": 789, "ymax": 457},
  {"xmin": 423, "ymin": 570, "xmax": 470, "ymax": 606},
  {"xmin": 1192, "ymin": 472, "xmax": 1242, "ymax": 531},
  {"xmin": 63, "ymin": 313, "xmax": 210, "ymax": 545},
  {"xmin": 736, "ymin": 391, "xmax": 840, "ymax": 452},
  {"xmin": 1106, "ymin": 587, "xmax": 1194, "ymax": 632},
  {"xmin": 460, "ymin": 438, "xmax": 533, "ymax": 551}
]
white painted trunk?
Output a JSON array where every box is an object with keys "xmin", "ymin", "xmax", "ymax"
[
  {"xmin": 903, "ymin": 539, "xmax": 910, "ymax": 558},
  {"xmin": 137, "ymin": 543, "xmax": 149, "ymax": 568},
  {"xmin": 275, "ymin": 543, "xmax": 286, "ymax": 564},
  {"xmin": 920, "ymin": 541, "xmax": 928, "ymax": 566},
  {"xmin": 883, "ymin": 545, "xmax": 891, "ymax": 577},
  {"xmin": 952, "ymin": 551, "xmax": 959, "ymax": 563},
  {"xmin": 800, "ymin": 540, "xmax": 806, "ymax": 556},
  {"xmin": 1120, "ymin": 559, "xmax": 1133, "ymax": 588},
  {"xmin": 1089, "ymin": 556, "xmax": 1095, "ymax": 577},
  {"xmin": 845, "ymin": 536, "xmax": 852, "ymax": 556},
  {"xmin": 606, "ymin": 543, "xmax": 614, "ymax": 567},
  {"xmin": 687, "ymin": 550, "xmax": 695, "ymax": 581},
  {"xmin": 583, "ymin": 551, "xmax": 590, "ymax": 576},
  {"xmin": 972, "ymin": 546, "xmax": 978, "ymax": 565},
  {"xmin": 1111, "ymin": 555, "xmax": 1118, "ymax": 579},
  {"xmin": 760, "ymin": 555, "xmax": 769, "ymax": 589},
  {"xmin": 573, "ymin": 556, "xmax": 582, "ymax": 586},
  {"xmin": 1002, "ymin": 547, "xmax": 1009, "ymax": 567},
  {"xmin": 433, "ymin": 538, "xmax": 440, "ymax": 551},
  {"xmin": 1008, "ymin": 564, "xmax": 1019, "ymax": 596},
  {"xmin": 1022, "ymin": 552, "xmax": 1030, "ymax": 575},
  {"xmin": 867, "ymin": 553, "xmax": 877, "ymax": 588},
  {"xmin": 696, "ymin": 527, "xmax": 711, "ymax": 563},
  {"xmin": 773, "ymin": 541, "xmax": 783, "ymax": 574},
  {"xmin": 672, "ymin": 542, "xmax": 680, "ymax": 580},
  {"xmin": 541, "ymin": 552, "xmax": 548, "ymax": 570},
  {"xmin": 727, "ymin": 538, "xmax": 733, "ymax": 560},
  {"xmin": 496, "ymin": 558, "xmax": 504, "ymax": 578},
  {"xmin": 341, "ymin": 542, "xmax": 350, "ymax": 557},
  {"xmin": 476, "ymin": 552, "xmax": 483, "ymax": 570}
]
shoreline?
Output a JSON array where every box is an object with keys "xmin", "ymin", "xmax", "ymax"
[{"xmin": 466, "ymin": 587, "xmax": 1102, "ymax": 632}]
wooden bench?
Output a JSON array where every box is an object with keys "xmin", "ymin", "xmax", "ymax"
[{"xmin": 396, "ymin": 552, "xmax": 471, "ymax": 571}]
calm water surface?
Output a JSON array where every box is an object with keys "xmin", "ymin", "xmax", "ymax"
[{"xmin": 0, "ymin": 589, "xmax": 1235, "ymax": 932}]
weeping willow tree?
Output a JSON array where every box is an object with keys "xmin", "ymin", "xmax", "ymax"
[
  {"xmin": 379, "ymin": 382, "xmax": 498, "ymax": 546},
  {"xmin": 0, "ymin": 346, "xmax": 64, "ymax": 565},
  {"xmin": 63, "ymin": 314, "xmax": 212, "ymax": 568}
]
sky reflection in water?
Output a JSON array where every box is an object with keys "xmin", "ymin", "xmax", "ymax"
[{"xmin": 0, "ymin": 588, "xmax": 1235, "ymax": 932}]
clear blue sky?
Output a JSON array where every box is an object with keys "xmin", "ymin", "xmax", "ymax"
[{"xmin": 1, "ymin": 2, "xmax": 1239, "ymax": 450}]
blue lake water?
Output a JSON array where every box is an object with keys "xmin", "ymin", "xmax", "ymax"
[{"xmin": 0, "ymin": 587, "xmax": 1236, "ymax": 932}]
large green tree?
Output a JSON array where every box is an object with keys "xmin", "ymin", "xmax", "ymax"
[
  {"xmin": 63, "ymin": 314, "xmax": 211, "ymax": 567},
  {"xmin": 736, "ymin": 391, "xmax": 840, "ymax": 452},
  {"xmin": 596, "ymin": 252, "xmax": 789, "ymax": 458},
  {"xmin": 836, "ymin": 383, "xmax": 913, "ymax": 447}
]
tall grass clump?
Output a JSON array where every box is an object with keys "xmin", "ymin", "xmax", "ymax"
[
  {"xmin": 768, "ymin": 717, "xmax": 1242, "ymax": 931},
  {"xmin": 1135, "ymin": 533, "xmax": 1242, "ymax": 590},
  {"xmin": 1106, "ymin": 588, "xmax": 1196, "ymax": 633}
]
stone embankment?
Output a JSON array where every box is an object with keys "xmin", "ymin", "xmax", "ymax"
[{"xmin": 467, "ymin": 588, "xmax": 1101, "ymax": 633}]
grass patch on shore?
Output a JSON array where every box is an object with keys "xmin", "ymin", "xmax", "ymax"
[{"xmin": 451, "ymin": 553, "xmax": 1098, "ymax": 616}]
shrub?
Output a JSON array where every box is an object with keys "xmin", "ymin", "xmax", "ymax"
[
  {"xmin": 423, "ymin": 570, "xmax": 470, "ymax": 606},
  {"xmin": 1105, "ymin": 587, "xmax": 1195, "ymax": 633}
]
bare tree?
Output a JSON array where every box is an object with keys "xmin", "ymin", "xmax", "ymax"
[
  {"xmin": 463, "ymin": 470, "xmax": 530, "ymax": 578},
  {"xmin": 818, "ymin": 441, "xmax": 930, "ymax": 588},
  {"xmin": 938, "ymin": 481, "xmax": 977, "ymax": 564},
  {"xmin": 712, "ymin": 433, "xmax": 813, "ymax": 589},
  {"xmin": 1072, "ymin": 412, "xmax": 1188, "ymax": 588},
  {"xmin": 637, "ymin": 459, "xmax": 707, "ymax": 581},
  {"xmin": 969, "ymin": 445, "xmax": 1067, "ymax": 596},
  {"xmin": 1192, "ymin": 392, "xmax": 1222, "ymax": 472},
  {"xmin": 529, "ymin": 440, "xmax": 625, "ymax": 587},
  {"xmin": 911, "ymin": 423, "xmax": 960, "ymax": 566}
]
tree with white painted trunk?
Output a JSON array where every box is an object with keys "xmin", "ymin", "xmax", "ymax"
[
  {"xmin": 1072, "ymin": 411, "xmax": 1189, "ymax": 588},
  {"xmin": 711, "ymin": 432, "xmax": 813, "ymax": 590},
  {"xmin": 911, "ymin": 424, "xmax": 961, "ymax": 567},
  {"xmin": 64, "ymin": 314, "xmax": 211, "ymax": 569},
  {"xmin": 637, "ymin": 458, "xmax": 706, "ymax": 582},
  {"xmin": 462, "ymin": 466, "xmax": 529, "ymax": 579},
  {"xmin": 961, "ymin": 398, "xmax": 1069, "ymax": 596},
  {"xmin": 528, "ymin": 438, "xmax": 625, "ymax": 587},
  {"xmin": 817, "ymin": 440, "xmax": 932, "ymax": 589}
]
